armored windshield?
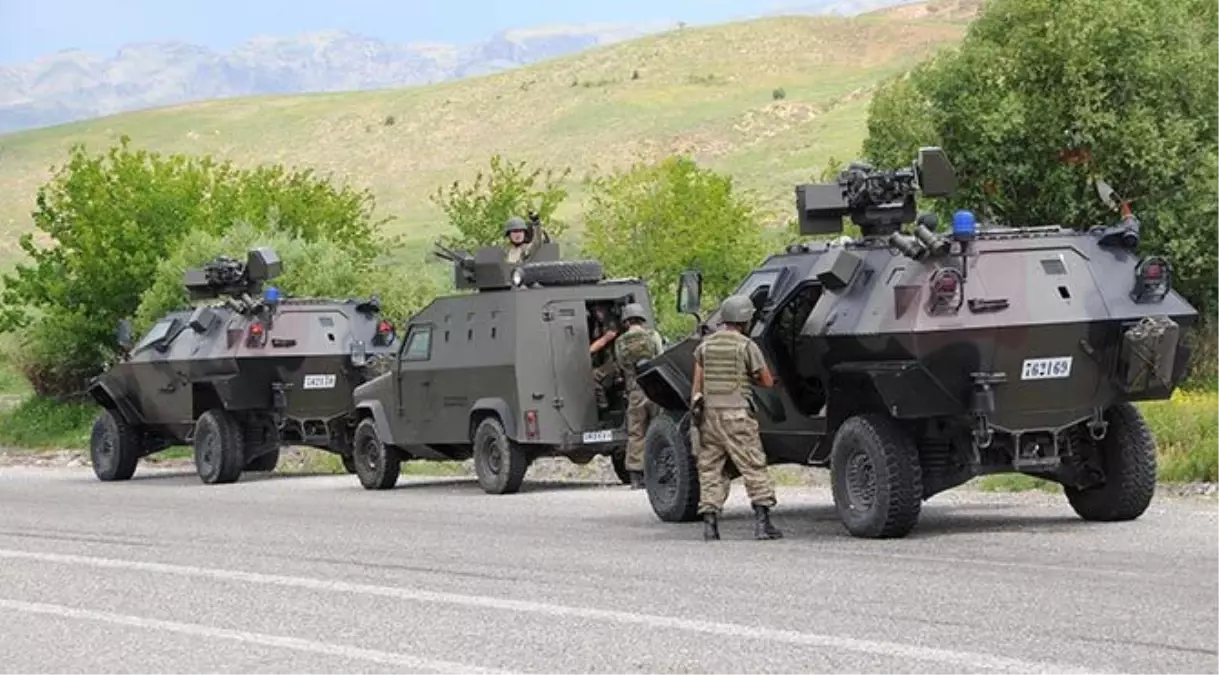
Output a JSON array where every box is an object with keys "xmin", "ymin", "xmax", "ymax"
[{"xmin": 132, "ymin": 318, "xmax": 177, "ymax": 353}]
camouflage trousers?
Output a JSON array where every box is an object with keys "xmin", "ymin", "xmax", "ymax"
[
  {"xmin": 592, "ymin": 359, "xmax": 620, "ymax": 409},
  {"xmin": 695, "ymin": 406, "xmax": 776, "ymax": 515},
  {"xmin": 624, "ymin": 385, "xmax": 658, "ymax": 472}
]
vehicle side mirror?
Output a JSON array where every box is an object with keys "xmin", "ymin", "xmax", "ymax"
[
  {"xmin": 677, "ymin": 270, "xmax": 702, "ymax": 316},
  {"xmin": 116, "ymin": 319, "xmax": 133, "ymax": 352}
]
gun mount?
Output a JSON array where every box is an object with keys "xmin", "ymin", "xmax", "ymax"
[
  {"xmin": 432, "ymin": 240, "xmax": 563, "ymax": 291},
  {"xmin": 184, "ymin": 247, "xmax": 283, "ymax": 302},
  {"xmin": 796, "ymin": 146, "xmax": 958, "ymax": 239}
]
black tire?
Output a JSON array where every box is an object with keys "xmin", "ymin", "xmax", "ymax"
[
  {"xmin": 515, "ymin": 260, "xmax": 603, "ymax": 287},
  {"xmin": 643, "ymin": 413, "xmax": 700, "ymax": 522},
  {"xmin": 341, "ymin": 453, "xmax": 357, "ymax": 474},
  {"xmin": 89, "ymin": 408, "xmax": 141, "ymax": 482},
  {"xmin": 193, "ymin": 409, "xmax": 245, "ymax": 485},
  {"xmin": 830, "ymin": 413, "xmax": 923, "ymax": 539},
  {"xmin": 472, "ymin": 417, "xmax": 529, "ymax": 494},
  {"xmin": 1065, "ymin": 403, "xmax": 1157, "ymax": 522},
  {"xmin": 352, "ymin": 418, "xmax": 400, "ymax": 490},
  {"xmin": 610, "ymin": 450, "xmax": 631, "ymax": 484}
]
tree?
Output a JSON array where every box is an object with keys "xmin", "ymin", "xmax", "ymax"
[
  {"xmin": 581, "ymin": 155, "xmax": 769, "ymax": 338},
  {"xmin": 0, "ymin": 137, "xmax": 387, "ymax": 397},
  {"xmin": 430, "ymin": 154, "xmax": 572, "ymax": 251},
  {"xmin": 862, "ymin": 0, "xmax": 1219, "ymax": 316}
]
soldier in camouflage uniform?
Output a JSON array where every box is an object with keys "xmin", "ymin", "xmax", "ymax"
[
  {"xmin": 589, "ymin": 304, "xmax": 621, "ymax": 414},
  {"xmin": 504, "ymin": 214, "xmax": 550, "ymax": 264},
  {"xmin": 613, "ymin": 303, "xmax": 664, "ymax": 489},
  {"xmin": 690, "ymin": 294, "xmax": 782, "ymax": 541}
]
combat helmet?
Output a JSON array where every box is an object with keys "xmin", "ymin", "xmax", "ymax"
[
  {"xmin": 718, "ymin": 295, "xmax": 755, "ymax": 324},
  {"xmin": 504, "ymin": 216, "xmax": 529, "ymax": 235},
  {"xmin": 622, "ymin": 303, "xmax": 648, "ymax": 324}
]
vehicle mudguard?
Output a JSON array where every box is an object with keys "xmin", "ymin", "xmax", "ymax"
[
  {"xmin": 355, "ymin": 399, "xmax": 397, "ymax": 446},
  {"xmin": 828, "ymin": 361, "xmax": 961, "ymax": 424},
  {"xmin": 470, "ymin": 398, "xmax": 517, "ymax": 439},
  {"xmin": 87, "ymin": 378, "xmax": 144, "ymax": 426}
]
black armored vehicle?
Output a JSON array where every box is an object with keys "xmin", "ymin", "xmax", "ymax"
[
  {"xmin": 636, "ymin": 148, "xmax": 1198, "ymax": 538},
  {"xmin": 349, "ymin": 241, "xmax": 657, "ymax": 494},
  {"xmin": 87, "ymin": 247, "xmax": 400, "ymax": 484}
]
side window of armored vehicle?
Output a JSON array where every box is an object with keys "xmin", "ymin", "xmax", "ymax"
[
  {"xmin": 706, "ymin": 270, "xmax": 779, "ymax": 327},
  {"xmin": 400, "ymin": 325, "xmax": 433, "ymax": 362},
  {"xmin": 764, "ymin": 281, "xmax": 825, "ymax": 415},
  {"xmin": 132, "ymin": 318, "xmax": 179, "ymax": 354}
]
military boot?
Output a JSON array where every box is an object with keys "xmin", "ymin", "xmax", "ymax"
[
  {"xmin": 753, "ymin": 505, "xmax": 782, "ymax": 540},
  {"xmin": 629, "ymin": 471, "xmax": 645, "ymax": 490},
  {"xmin": 703, "ymin": 512, "xmax": 720, "ymax": 541}
]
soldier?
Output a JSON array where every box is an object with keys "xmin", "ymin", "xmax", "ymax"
[
  {"xmin": 589, "ymin": 304, "xmax": 620, "ymax": 414},
  {"xmin": 504, "ymin": 212, "xmax": 551, "ymax": 265},
  {"xmin": 690, "ymin": 294, "xmax": 781, "ymax": 541},
  {"xmin": 613, "ymin": 303, "xmax": 663, "ymax": 489}
]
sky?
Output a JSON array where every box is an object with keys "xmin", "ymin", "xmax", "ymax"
[{"xmin": 0, "ymin": 0, "xmax": 819, "ymax": 65}]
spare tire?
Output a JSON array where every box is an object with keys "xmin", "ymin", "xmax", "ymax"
[{"xmin": 516, "ymin": 260, "xmax": 603, "ymax": 287}]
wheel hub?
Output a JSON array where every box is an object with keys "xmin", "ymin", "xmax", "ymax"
[{"xmin": 845, "ymin": 450, "xmax": 876, "ymax": 509}]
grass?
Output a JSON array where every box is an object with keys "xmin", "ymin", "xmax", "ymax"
[{"xmin": 0, "ymin": 2, "xmax": 978, "ymax": 266}]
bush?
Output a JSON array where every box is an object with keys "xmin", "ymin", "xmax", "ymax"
[
  {"xmin": 862, "ymin": 0, "xmax": 1218, "ymax": 317},
  {"xmin": 430, "ymin": 154, "xmax": 572, "ymax": 251},
  {"xmin": 580, "ymin": 155, "xmax": 769, "ymax": 338},
  {"xmin": 0, "ymin": 137, "xmax": 387, "ymax": 397},
  {"xmin": 135, "ymin": 220, "xmax": 441, "ymax": 336}
]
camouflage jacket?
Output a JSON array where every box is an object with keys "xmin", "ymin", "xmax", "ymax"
[{"xmin": 614, "ymin": 327, "xmax": 663, "ymax": 382}]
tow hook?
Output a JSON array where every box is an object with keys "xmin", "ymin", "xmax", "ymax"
[
  {"xmin": 970, "ymin": 371, "xmax": 1007, "ymax": 449},
  {"xmin": 1087, "ymin": 407, "xmax": 1108, "ymax": 440}
]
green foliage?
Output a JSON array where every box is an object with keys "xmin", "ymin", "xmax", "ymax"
[
  {"xmin": 430, "ymin": 154, "xmax": 572, "ymax": 251},
  {"xmin": 862, "ymin": 0, "xmax": 1219, "ymax": 315},
  {"xmin": 772, "ymin": 87, "xmax": 786, "ymax": 100},
  {"xmin": 0, "ymin": 397, "xmax": 95, "ymax": 449},
  {"xmin": 135, "ymin": 220, "xmax": 441, "ymax": 335},
  {"xmin": 581, "ymin": 155, "xmax": 769, "ymax": 338},
  {"xmin": 0, "ymin": 137, "xmax": 387, "ymax": 397}
]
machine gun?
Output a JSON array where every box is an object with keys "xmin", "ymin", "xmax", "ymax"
[
  {"xmin": 795, "ymin": 147, "xmax": 958, "ymax": 240},
  {"xmin": 184, "ymin": 247, "xmax": 283, "ymax": 313}
]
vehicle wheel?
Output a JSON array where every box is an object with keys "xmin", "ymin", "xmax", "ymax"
[
  {"xmin": 610, "ymin": 450, "xmax": 631, "ymax": 484},
  {"xmin": 643, "ymin": 413, "xmax": 700, "ymax": 522},
  {"xmin": 352, "ymin": 418, "xmax": 400, "ymax": 490},
  {"xmin": 245, "ymin": 449, "xmax": 280, "ymax": 472},
  {"xmin": 193, "ymin": 409, "xmax": 245, "ymax": 485},
  {"xmin": 515, "ymin": 260, "xmax": 604, "ymax": 287},
  {"xmin": 90, "ymin": 408, "xmax": 141, "ymax": 482},
  {"xmin": 340, "ymin": 453, "xmax": 357, "ymax": 474},
  {"xmin": 472, "ymin": 417, "xmax": 529, "ymax": 494},
  {"xmin": 1065, "ymin": 403, "xmax": 1156, "ymax": 522},
  {"xmin": 830, "ymin": 413, "xmax": 923, "ymax": 539}
]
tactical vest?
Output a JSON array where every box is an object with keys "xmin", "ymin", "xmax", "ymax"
[
  {"xmin": 615, "ymin": 328, "xmax": 661, "ymax": 380},
  {"xmin": 700, "ymin": 330, "xmax": 753, "ymax": 407}
]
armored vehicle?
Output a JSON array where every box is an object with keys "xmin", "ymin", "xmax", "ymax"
[
  {"xmin": 635, "ymin": 147, "xmax": 1198, "ymax": 538},
  {"xmin": 349, "ymin": 241, "xmax": 657, "ymax": 494},
  {"xmin": 87, "ymin": 247, "xmax": 400, "ymax": 485}
]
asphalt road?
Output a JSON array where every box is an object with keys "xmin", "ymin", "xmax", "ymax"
[{"xmin": 0, "ymin": 463, "xmax": 1215, "ymax": 674}]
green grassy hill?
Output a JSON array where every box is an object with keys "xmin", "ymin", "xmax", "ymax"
[{"xmin": 0, "ymin": 0, "xmax": 976, "ymax": 265}]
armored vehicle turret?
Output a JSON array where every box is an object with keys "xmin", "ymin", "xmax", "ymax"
[
  {"xmin": 635, "ymin": 148, "xmax": 1198, "ymax": 539},
  {"xmin": 349, "ymin": 242, "xmax": 658, "ymax": 494},
  {"xmin": 87, "ymin": 247, "xmax": 400, "ymax": 485}
]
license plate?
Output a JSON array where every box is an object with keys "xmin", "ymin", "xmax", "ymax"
[
  {"xmin": 582, "ymin": 430, "xmax": 614, "ymax": 444},
  {"xmin": 303, "ymin": 374, "xmax": 337, "ymax": 389},
  {"xmin": 1021, "ymin": 357, "xmax": 1072, "ymax": 380}
]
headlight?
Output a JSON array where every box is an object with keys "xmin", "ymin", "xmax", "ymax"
[{"xmin": 511, "ymin": 267, "xmax": 524, "ymax": 287}]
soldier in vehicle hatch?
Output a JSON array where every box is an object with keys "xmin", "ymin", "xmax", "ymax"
[
  {"xmin": 504, "ymin": 212, "xmax": 550, "ymax": 264},
  {"xmin": 690, "ymin": 294, "xmax": 782, "ymax": 542},
  {"xmin": 613, "ymin": 303, "xmax": 664, "ymax": 489}
]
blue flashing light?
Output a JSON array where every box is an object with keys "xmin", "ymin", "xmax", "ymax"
[
  {"xmin": 264, "ymin": 286, "xmax": 280, "ymax": 304},
  {"xmin": 952, "ymin": 209, "xmax": 976, "ymax": 241}
]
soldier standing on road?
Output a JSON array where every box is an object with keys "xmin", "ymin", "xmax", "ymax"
[
  {"xmin": 690, "ymin": 294, "xmax": 782, "ymax": 541},
  {"xmin": 613, "ymin": 303, "xmax": 664, "ymax": 489}
]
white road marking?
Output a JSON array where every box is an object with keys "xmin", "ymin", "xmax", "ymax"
[
  {"xmin": 0, "ymin": 597, "xmax": 509, "ymax": 674},
  {"xmin": 0, "ymin": 547, "xmax": 1095, "ymax": 673}
]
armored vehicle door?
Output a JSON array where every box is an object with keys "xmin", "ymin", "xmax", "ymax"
[
  {"xmin": 126, "ymin": 316, "xmax": 193, "ymax": 428},
  {"xmin": 392, "ymin": 322, "xmax": 436, "ymax": 443},
  {"xmin": 543, "ymin": 299, "xmax": 598, "ymax": 433}
]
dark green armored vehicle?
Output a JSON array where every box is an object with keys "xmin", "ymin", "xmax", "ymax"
[
  {"xmin": 87, "ymin": 248, "xmax": 400, "ymax": 485},
  {"xmin": 636, "ymin": 148, "xmax": 1198, "ymax": 539},
  {"xmin": 349, "ymin": 242, "xmax": 657, "ymax": 494}
]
